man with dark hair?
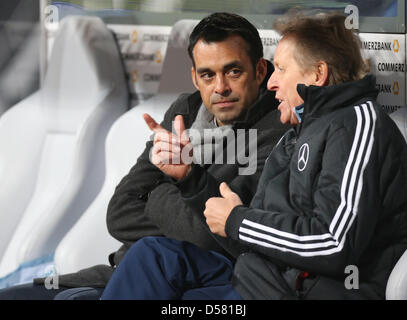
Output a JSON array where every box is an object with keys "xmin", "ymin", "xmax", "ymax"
[
  {"xmin": 187, "ymin": 12, "xmax": 263, "ymax": 71},
  {"xmin": 0, "ymin": 12, "xmax": 288, "ymax": 299},
  {"xmin": 105, "ymin": 11, "xmax": 287, "ymax": 269},
  {"xmin": 100, "ymin": 11, "xmax": 407, "ymax": 300}
]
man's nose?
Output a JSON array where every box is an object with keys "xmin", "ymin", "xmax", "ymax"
[
  {"xmin": 267, "ymin": 72, "xmax": 278, "ymax": 91},
  {"xmin": 214, "ymin": 75, "xmax": 231, "ymax": 95}
]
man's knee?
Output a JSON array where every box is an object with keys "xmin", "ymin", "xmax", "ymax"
[
  {"xmin": 53, "ymin": 287, "xmax": 103, "ymax": 300},
  {"xmin": 125, "ymin": 237, "xmax": 185, "ymax": 264},
  {"xmin": 132, "ymin": 236, "xmax": 179, "ymax": 252},
  {"xmin": 0, "ymin": 283, "xmax": 70, "ymax": 300}
]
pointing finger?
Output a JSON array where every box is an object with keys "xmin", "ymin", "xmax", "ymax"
[
  {"xmin": 143, "ymin": 113, "xmax": 165, "ymax": 133},
  {"xmin": 173, "ymin": 115, "xmax": 189, "ymax": 144}
]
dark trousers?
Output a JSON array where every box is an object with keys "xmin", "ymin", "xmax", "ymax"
[
  {"xmin": 101, "ymin": 237, "xmax": 243, "ymax": 300},
  {"xmin": 0, "ymin": 283, "xmax": 103, "ymax": 300}
]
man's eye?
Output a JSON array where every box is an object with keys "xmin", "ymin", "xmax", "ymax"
[
  {"xmin": 201, "ymin": 73, "xmax": 214, "ymax": 80},
  {"xmin": 228, "ymin": 69, "xmax": 242, "ymax": 77}
]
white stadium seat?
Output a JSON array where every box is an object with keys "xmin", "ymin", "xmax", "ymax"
[
  {"xmin": 0, "ymin": 16, "xmax": 129, "ymax": 277},
  {"xmin": 386, "ymin": 107, "xmax": 407, "ymax": 299},
  {"xmin": 54, "ymin": 19, "xmax": 198, "ymax": 274},
  {"xmin": 386, "ymin": 249, "xmax": 407, "ymax": 300}
]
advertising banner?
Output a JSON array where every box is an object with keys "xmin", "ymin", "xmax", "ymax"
[
  {"xmin": 49, "ymin": 24, "xmax": 404, "ymax": 113},
  {"xmin": 359, "ymin": 33, "xmax": 406, "ymax": 113},
  {"xmin": 108, "ymin": 24, "xmax": 172, "ymax": 106}
]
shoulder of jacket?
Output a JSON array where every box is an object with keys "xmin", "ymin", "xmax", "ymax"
[
  {"xmin": 167, "ymin": 91, "xmax": 201, "ymax": 113},
  {"xmin": 326, "ymin": 100, "xmax": 381, "ymax": 133}
]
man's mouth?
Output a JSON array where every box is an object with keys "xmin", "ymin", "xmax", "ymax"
[
  {"xmin": 214, "ymin": 99, "xmax": 238, "ymax": 108},
  {"xmin": 278, "ymin": 99, "xmax": 292, "ymax": 115}
]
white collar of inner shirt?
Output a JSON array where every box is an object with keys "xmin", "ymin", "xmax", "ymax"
[{"xmin": 213, "ymin": 116, "xmax": 218, "ymax": 127}]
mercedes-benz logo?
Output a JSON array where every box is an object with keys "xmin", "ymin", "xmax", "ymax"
[{"xmin": 298, "ymin": 143, "xmax": 309, "ymax": 172}]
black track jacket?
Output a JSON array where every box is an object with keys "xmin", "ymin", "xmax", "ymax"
[{"xmin": 224, "ymin": 75, "xmax": 407, "ymax": 299}]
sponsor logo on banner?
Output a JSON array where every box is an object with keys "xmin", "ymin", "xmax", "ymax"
[
  {"xmin": 393, "ymin": 81, "xmax": 400, "ymax": 95},
  {"xmin": 143, "ymin": 34, "xmax": 169, "ymax": 42},
  {"xmin": 123, "ymin": 52, "xmax": 152, "ymax": 61},
  {"xmin": 155, "ymin": 50, "xmax": 163, "ymax": 64},
  {"xmin": 376, "ymin": 83, "xmax": 392, "ymax": 94},
  {"xmin": 97, "ymin": 24, "xmax": 172, "ymax": 104},
  {"xmin": 376, "ymin": 81, "xmax": 400, "ymax": 95},
  {"xmin": 359, "ymin": 33, "xmax": 405, "ymax": 113},
  {"xmin": 377, "ymin": 62, "xmax": 405, "ymax": 73},
  {"xmin": 365, "ymin": 58, "xmax": 372, "ymax": 73},
  {"xmin": 258, "ymin": 30, "xmax": 282, "ymax": 60},
  {"xmin": 362, "ymin": 41, "xmax": 392, "ymax": 51},
  {"xmin": 393, "ymin": 40, "xmax": 399, "ymax": 53},
  {"xmin": 144, "ymin": 73, "xmax": 161, "ymax": 82},
  {"xmin": 107, "ymin": 27, "xmax": 405, "ymax": 109},
  {"xmin": 132, "ymin": 70, "xmax": 138, "ymax": 83},
  {"xmin": 123, "ymin": 51, "xmax": 163, "ymax": 64},
  {"xmin": 131, "ymin": 30, "xmax": 138, "ymax": 43},
  {"xmin": 261, "ymin": 37, "xmax": 280, "ymax": 47},
  {"xmin": 123, "ymin": 52, "xmax": 154, "ymax": 61},
  {"xmin": 361, "ymin": 39, "xmax": 400, "ymax": 53},
  {"xmin": 381, "ymin": 105, "xmax": 402, "ymax": 113}
]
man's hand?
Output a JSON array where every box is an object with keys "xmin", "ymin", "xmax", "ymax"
[
  {"xmin": 143, "ymin": 113, "xmax": 192, "ymax": 180},
  {"xmin": 204, "ymin": 182, "xmax": 243, "ymax": 237}
]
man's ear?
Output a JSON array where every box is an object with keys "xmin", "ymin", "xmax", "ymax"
[
  {"xmin": 191, "ymin": 67, "xmax": 199, "ymax": 91},
  {"xmin": 314, "ymin": 61, "xmax": 329, "ymax": 86},
  {"xmin": 256, "ymin": 58, "xmax": 268, "ymax": 85}
]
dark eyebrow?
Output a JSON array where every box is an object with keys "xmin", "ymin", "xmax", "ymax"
[
  {"xmin": 196, "ymin": 67, "xmax": 212, "ymax": 74},
  {"xmin": 196, "ymin": 61, "xmax": 244, "ymax": 75},
  {"xmin": 223, "ymin": 61, "xmax": 243, "ymax": 71}
]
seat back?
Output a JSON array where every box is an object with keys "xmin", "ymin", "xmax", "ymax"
[
  {"xmin": 54, "ymin": 20, "xmax": 198, "ymax": 274},
  {"xmin": 0, "ymin": 16, "xmax": 128, "ymax": 277},
  {"xmin": 157, "ymin": 19, "xmax": 197, "ymax": 94},
  {"xmin": 387, "ymin": 108, "xmax": 407, "ymax": 300},
  {"xmin": 386, "ymin": 249, "xmax": 407, "ymax": 299}
]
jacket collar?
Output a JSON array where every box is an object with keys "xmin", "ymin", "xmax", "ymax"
[{"xmin": 297, "ymin": 74, "xmax": 378, "ymax": 123}]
